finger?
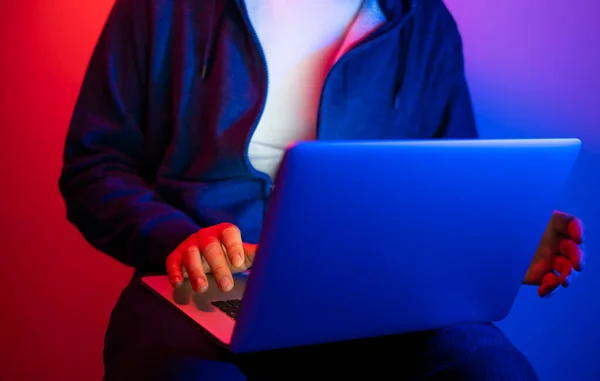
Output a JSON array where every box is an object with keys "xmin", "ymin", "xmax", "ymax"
[
  {"xmin": 226, "ymin": 243, "xmax": 257, "ymax": 275},
  {"xmin": 568, "ymin": 217, "xmax": 585, "ymax": 244},
  {"xmin": 217, "ymin": 223, "xmax": 245, "ymax": 268},
  {"xmin": 183, "ymin": 244, "xmax": 208, "ymax": 293},
  {"xmin": 166, "ymin": 251, "xmax": 184, "ymax": 288},
  {"xmin": 198, "ymin": 230, "xmax": 234, "ymax": 292},
  {"xmin": 559, "ymin": 238, "xmax": 584, "ymax": 272},
  {"xmin": 550, "ymin": 210, "xmax": 572, "ymax": 236},
  {"xmin": 551, "ymin": 211, "xmax": 584, "ymax": 243},
  {"xmin": 553, "ymin": 255, "xmax": 573, "ymax": 287},
  {"xmin": 538, "ymin": 272, "xmax": 560, "ymax": 298}
]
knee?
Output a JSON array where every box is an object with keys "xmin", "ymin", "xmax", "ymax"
[
  {"xmin": 160, "ymin": 357, "xmax": 246, "ymax": 381},
  {"xmin": 453, "ymin": 345, "xmax": 538, "ymax": 381},
  {"xmin": 419, "ymin": 324, "xmax": 538, "ymax": 381}
]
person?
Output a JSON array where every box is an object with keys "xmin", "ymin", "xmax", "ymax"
[{"xmin": 59, "ymin": 0, "xmax": 587, "ymax": 379}]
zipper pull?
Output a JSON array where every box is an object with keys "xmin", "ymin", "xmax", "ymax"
[{"xmin": 264, "ymin": 180, "xmax": 274, "ymax": 197}]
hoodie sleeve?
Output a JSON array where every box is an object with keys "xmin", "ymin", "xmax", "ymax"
[
  {"xmin": 59, "ymin": 0, "xmax": 200, "ymax": 273},
  {"xmin": 432, "ymin": 3, "xmax": 479, "ymax": 139}
]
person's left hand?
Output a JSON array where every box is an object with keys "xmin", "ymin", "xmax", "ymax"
[{"xmin": 523, "ymin": 210, "xmax": 586, "ymax": 297}]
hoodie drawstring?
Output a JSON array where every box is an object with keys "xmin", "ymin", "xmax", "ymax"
[{"xmin": 201, "ymin": 0, "xmax": 216, "ymax": 80}]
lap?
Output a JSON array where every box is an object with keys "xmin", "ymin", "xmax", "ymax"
[
  {"xmin": 103, "ymin": 276, "xmax": 243, "ymax": 381},
  {"xmin": 104, "ymin": 277, "xmax": 537, "ymax": 381},
  {"xmin": 239, "ymin": 323, "xmax": 538, "ymax": 380}
]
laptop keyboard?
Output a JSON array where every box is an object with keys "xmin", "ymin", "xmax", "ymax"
[{"xmin": 211, "ymin": 299, "xmax": 241, "ymax": 320}]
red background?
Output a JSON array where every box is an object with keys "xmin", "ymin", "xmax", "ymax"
[{"xmin": 0, "ymin": 2, "xmax": 130, "ymax": 379}]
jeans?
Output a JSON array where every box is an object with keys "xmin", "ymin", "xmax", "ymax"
[{"xmin": 103, "ymin": 277, "xmax": 538, "ymax": 380}]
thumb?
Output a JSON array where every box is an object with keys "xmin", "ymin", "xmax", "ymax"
[{"xmin": 243, "ymin": 243, "xmax": 258, "ymax": 265}]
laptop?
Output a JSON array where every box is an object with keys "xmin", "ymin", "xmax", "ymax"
[{"xmin": 142, "ymin": 138, "xmax": 581, "ymax": 354}]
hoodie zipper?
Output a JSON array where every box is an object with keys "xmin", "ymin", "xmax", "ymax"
[
  {"xmin": 315, "ymin": 3, "xmax": 417, "ymax": 139},
  {"xmin": 237, "ymin": 1, "xmax": 416, "ymax": 198}
]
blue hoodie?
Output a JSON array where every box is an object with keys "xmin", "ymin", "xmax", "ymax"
[{"xmin": 59, "ymin": 0, "xmax": 478, "ymax": 274}]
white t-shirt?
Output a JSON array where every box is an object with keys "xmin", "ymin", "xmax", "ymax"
[{"xmin": 245, "ymin": 0, "xmax": 386, "ymax": 180}]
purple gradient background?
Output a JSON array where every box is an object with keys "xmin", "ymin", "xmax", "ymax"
[{"xmin": 447, "ymin": 1, "xmax": 600, "ymax": 380}]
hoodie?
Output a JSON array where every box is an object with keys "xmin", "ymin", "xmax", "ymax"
[{"xmin": 59, "ymin": 0, "xmax": 478, "ymax": 274}]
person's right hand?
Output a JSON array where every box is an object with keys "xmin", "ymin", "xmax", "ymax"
[{"xmin": 166, "ymin": 223, "xmax": 257, "ymax": 293}]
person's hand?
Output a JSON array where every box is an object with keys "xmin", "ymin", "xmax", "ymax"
[
  {"xmin": 166, "ymin": 223, "xmax": 257, "ymax": 293},
  {"xmin": 523, "ymin": 210, "xmax": 586, "ymax": 297}
]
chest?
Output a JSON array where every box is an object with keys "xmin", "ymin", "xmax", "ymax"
[
  {"xmin": 146, "ymin": 1, "xmax": 442, "ymax": 169},
  {"xmin": 244, "ymin": 1, "xmax": 363, "ymax": 58},
  {"xmin": 244, "ymin": 1, "xmax": 365, "ymax": 95}
]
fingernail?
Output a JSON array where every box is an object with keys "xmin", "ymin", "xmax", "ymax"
[
  {"xmin": 233, "ymin": 254, "xmax": 244, "ymax": 267},
  {"xmin": 195, "ymin": 278, "xmax": 207, "ymax": 292},
  {"xmin": 219, "ymin": 277, "xmax": 233, "ymax": 291},
  {"xmin": 171, "ymin": 276, "xmax": 181, "ymax": 287}
]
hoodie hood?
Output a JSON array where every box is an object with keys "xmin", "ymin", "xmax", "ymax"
[{"xmin": 378, "ymin": 0, "xmax": 419, "ymax": 21}]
